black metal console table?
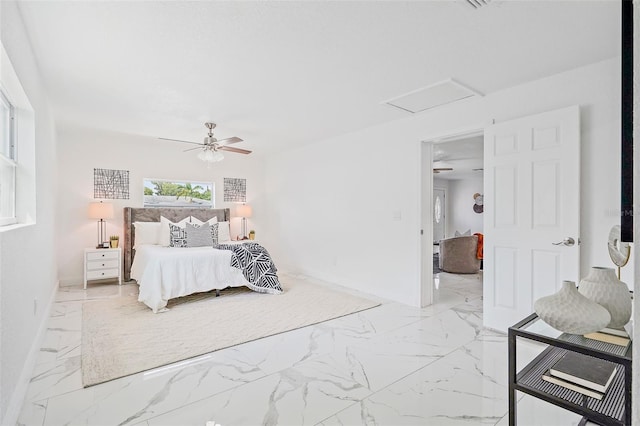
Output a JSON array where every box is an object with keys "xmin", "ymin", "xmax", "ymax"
[{"xmin": 508, "ymin": 313, "xmax": 632, "ymax": 425}]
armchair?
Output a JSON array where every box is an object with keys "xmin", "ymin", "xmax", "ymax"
[{"xmin": 439, "ymin": 235, "xmax": 481, "ymax": 274}]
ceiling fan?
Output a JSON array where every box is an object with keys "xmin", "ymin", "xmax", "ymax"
[
  {"xmin": 433, "ymin": 167, "xmax": 453, "ymax": 174},
  {"xmin": 159, "ymin": 122, "xmax": 251, "ymax": 163}
]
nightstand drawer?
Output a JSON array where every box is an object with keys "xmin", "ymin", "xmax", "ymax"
[
  {"xmin": 86, "ymin": 268, "xmax": 120, "ymax": 280},
  {"xmin": 87, "ymin": 251, "xmax": 119, "ymax": 261},
  {"xmin": 86, "ymin": 259, "xmax": 119, "ymax": 270}
]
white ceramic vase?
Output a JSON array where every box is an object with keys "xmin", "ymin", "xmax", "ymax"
[
  {"xmin": 534, "ymin": 280, "xmax": 611, "ymax": 335},
  {"xmin": 578, "ymin": 266, "xmax": 632, "ymax": 328}
]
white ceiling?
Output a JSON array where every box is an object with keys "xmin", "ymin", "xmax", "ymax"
[
  {"xmin": 433, "ymin": 135, "xmax": 484, "ymax": 180},
  {"xmin": 16, "ymin": 0, "xmax": 620, "ymax": 156}
]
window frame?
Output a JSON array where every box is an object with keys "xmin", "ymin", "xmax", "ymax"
[{"xmin": 0, "ymin": 87, "xmax": 16, "ymax": 226}]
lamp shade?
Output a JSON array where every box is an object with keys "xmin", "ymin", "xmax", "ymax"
[
  {"xmin": 88, "ymin": 201, "xmax": 114, "ymax": 219},
  {"xmin": 236, "ymin": 204, "xmax": 252, "ymax": 218}
]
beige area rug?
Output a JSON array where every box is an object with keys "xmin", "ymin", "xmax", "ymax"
[{"xmin": 82, "ymin": 280, "xmax": 380, "ymax": 387}]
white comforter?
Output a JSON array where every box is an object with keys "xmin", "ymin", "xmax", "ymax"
[{"xmin": 131, "ymin": 244, "xmax": 250, "ymax": 313}]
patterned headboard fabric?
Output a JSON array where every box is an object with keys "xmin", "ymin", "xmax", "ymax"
[{"xmin": 123, "ymin": 207, "xmax": 231, "ymax": 281}]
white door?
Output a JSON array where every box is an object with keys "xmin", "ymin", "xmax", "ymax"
[
  {"xmin": 483, "ymin": 105, "xmax": 580, "ymax": 331},
  {"xmin": 433, "ymin": 188, "xmax": 445, "ymax": 243}
]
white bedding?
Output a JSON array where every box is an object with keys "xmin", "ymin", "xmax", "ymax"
[{"xmin": 131, "ymin": 244, "xmax": 250, "ymax": 313}]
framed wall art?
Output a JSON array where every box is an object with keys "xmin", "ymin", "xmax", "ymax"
[
  {"xmin": 94, "ymin": 168, "xmax": 130, "ymax": 199},
  {"xmin": 143, "ymin": 178, "xmax": 213, "ymax": 208},
  {"xmin": 223, "ymin": 177, "xmax": 247, "ymax": 202}
]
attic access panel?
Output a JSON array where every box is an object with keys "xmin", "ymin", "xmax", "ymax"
[{"xmin": 384, "ymin": 79, "xmax": 482, "ymax": 114}]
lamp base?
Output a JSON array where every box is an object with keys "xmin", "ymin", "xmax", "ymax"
[
  {"xmin": 240, "ymin": 217, "xmax": 249, "ymax": 241},
  {"xmin": 96, "ymin": 219, "xmax": 109, "ymax": 249}
]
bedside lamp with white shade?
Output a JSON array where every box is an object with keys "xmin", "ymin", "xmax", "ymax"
[
  {"xmin": 236, "ymin": 204, "xmax": 252, "ymax": 240},
  {"xmin": 88, "ymin": 201, "xmax": 114, "ymax": 248}
]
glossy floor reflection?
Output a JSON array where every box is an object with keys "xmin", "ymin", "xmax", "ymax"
[{"xmin": 17, "ymin": 271, "xmax": 582, "ymax": 425}]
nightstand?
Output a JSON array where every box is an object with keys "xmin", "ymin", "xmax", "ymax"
[{"xmin": 84, "ymin": 247, "xmax": 122, "ymax": 289}]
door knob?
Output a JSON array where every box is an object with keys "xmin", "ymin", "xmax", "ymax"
[{"xmin": 552, "ymin": 237, "xmax": 575, "ymax": 246}]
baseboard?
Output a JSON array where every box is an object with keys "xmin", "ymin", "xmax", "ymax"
[
  {"xmin": 2, "ymin": 280, "xmax": 59, "ymax": 426},
  {"xmin": 58, "ymin": 276, "xmax": 81, "ymax": 287}
]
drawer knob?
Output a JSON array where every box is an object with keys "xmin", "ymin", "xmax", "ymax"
[{"xmin": 102, "ymin": 263, "xmax": 105, "ymax": 266}]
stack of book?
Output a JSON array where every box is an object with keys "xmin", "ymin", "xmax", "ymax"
[
  {"xmin": 542, "ymin": 352, "xmax": 618, "ymax": 400},
  {"xmin": 584, "ymin": 326, "xmax": 631, "ymax": 348}
]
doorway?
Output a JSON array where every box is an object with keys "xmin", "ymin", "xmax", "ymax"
[
  {"xmin": 420, "ymin": 106, "xmax": 581, "ymax": 333},
  {"xmin": 420, "ymin": 129, "xmax": 484, "ymax": 306}
]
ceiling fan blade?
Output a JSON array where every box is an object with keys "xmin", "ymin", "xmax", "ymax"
[
  {"xmin": 216, "ymin": 136, "xmax": 243, "ymax": 146},
  {"xmin": 433, "ymin": 167, "xmax": 453, "ymax": 174},
  {"xmin": 159, "ymin": 137, "xmax": 202, "ymax": 145},
  {"xmin": 219, "ymin": 146, "xmax": 252, "ymax": 154},
  {"xmin": 183, "ymin": 146, "xmax": 203, "ymax": 152}
]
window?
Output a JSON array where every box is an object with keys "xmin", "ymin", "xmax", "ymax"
[{"xmin": 0, "ymin": 89, "xmax": 16, "ymax": 226}]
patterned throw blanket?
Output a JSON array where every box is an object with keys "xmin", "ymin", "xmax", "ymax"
[{"xmin": 217, "ymin": 242, "xmax": 283, "ymax": 294}]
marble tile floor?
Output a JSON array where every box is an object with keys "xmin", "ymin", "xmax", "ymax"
[{"xmin": 17, "ymin": 271, "xmax": 582, "ymax": 426}]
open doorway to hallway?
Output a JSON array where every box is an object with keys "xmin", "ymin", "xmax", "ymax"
[{"xmin": 431, "ymin": 133, "xmax": 484, "ymax": 299}]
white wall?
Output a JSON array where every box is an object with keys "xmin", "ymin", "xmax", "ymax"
[
  {"xmin": 56, "ymin": 125, "xmax": 267, "ymax": 285},
  {"xmin": 265, "ymin": 58, "xmax": 627, "ymax": 306},
  {"xmin": 432, "ymin": 179, "xmax": 449, "ymax": 192},
  {"xmin": 0, "ymin": 2, "xmax": 58, "ymax": 424},
  {"xmin": 446, "ymin": 177, "xmax": 484, "ymax": 238}
]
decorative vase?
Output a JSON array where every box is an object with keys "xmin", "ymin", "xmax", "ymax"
[
  {"xmin": 534, "ymin": 280, "xmax": 610, "ymax": 335},
  {"xmin": 578, "ymin": 266, "xmax": 632, "ymax": 328},
  {"xmin": 110, "ymin": 239, "xmax": 119, "ymax": 248}
]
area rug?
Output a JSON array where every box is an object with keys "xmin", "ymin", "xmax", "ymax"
[
  {"xmin": 81, "ymin": 280, "xmax": 380, "ymax": 387},
  {"xmin": 433, "ymin": 253, "xmax": 441, "ymax": 274}
]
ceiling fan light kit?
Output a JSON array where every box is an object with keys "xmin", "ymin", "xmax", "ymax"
[
  {"xmin": 197, "ymin": 148, "xmax": 224, "ymax": 163},
  {"xmin": 160, "ymin": 122, "xmax": 252, "ymax": 164}
]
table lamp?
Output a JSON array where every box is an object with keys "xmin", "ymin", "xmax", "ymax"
[
  {"xmin": 88, "ymin": 201, "xmax": 114, "ymax": 248},
  {"xmin": 236, "ymin": 204, "xmax": 252, "ymax": 240}
]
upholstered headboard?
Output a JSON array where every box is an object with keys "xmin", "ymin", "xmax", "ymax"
[{"xmin": 123, "ymin": 207, "xmax": 231, "ymax": 281}]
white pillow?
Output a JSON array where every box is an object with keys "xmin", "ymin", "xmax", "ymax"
[
  {"xmin": 216, "ymin": 221, "xmax": 231, "ymax": 242},
  {"xmin": 454, "ymin": 229, "xmax": 472, "ymax": 237},
  {"xmin": 160, "ymin": 216, "xmax": 190, "ymax": 247},
  {"xmin": 190, "ymin": 216, "xmax": 218, "ymax": 226},
  {"xmin": 133, "ymin": 222, "xmax": 162, "ymax": 247}
]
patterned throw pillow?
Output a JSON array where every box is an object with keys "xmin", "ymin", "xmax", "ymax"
[
  {"xmin": 169, "ymin": 223, "xmax": 188, "ymax": 248},
  {"xmin": 160, "ymin": 216, "xmax": 190, "ymax": 247},
  {"xmin": 185, "ymin": 223, "xmax": 213, "ymax": 248},
  {"xmin": 210, "ymin": 222, "xmax": 219, "ymax": 246}
]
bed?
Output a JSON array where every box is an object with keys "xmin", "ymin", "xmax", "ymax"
[{"xmin": 123, "ymin": 207, "xmax": 282, "ymax": 312}]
